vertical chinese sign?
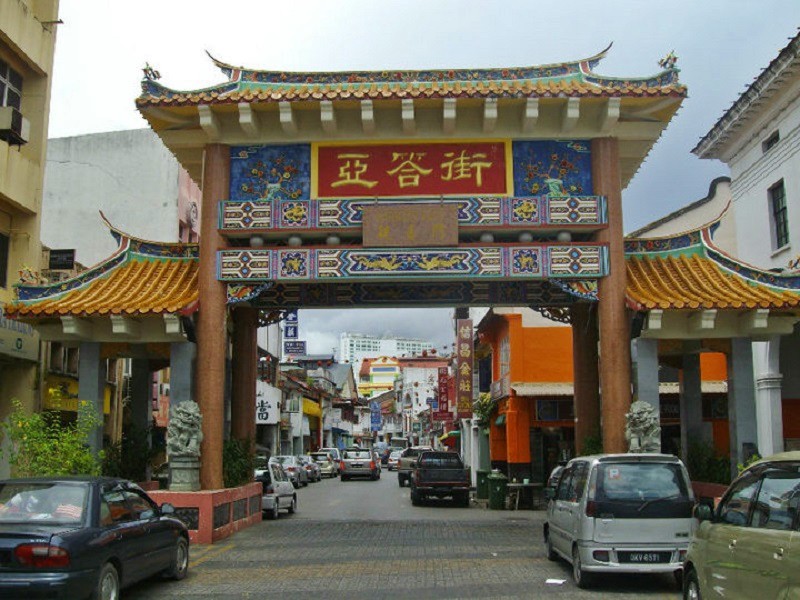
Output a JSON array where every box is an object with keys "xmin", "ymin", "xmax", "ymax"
[
  {"xmin": 370, "ymin": 400, "xmax": 382, "ymax": 432},
  {"xmin": 456, "ymin": 319, "xmax": 474, "ymax": 418},
  {"xmin": 434, "ymin": 366, "xmax": 450, "ymax": 421}
]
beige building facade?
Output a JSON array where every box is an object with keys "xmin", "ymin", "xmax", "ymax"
[{"xmin": 0, "ymin": 0, "xmax": 60, "ymax": 437}]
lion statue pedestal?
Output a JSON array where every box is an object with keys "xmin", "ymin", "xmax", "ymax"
[{"xmin": 167, "ymin": 400, "xmax": 204, "ymax": 491}]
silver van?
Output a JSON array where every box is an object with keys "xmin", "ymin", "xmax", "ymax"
[{"xmin": 543, "ymin": 453, "xmax": 694, "ymax": 589}]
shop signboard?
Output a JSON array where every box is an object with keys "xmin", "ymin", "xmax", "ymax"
[
  {"xmin": 284, "ymin": 324, "xmax": 298, "ymax": 339},
  {"xmin": 48, "ymin": 249, "xmax": 75, "ymax": 271},
  {"xmin": 255, "ymin": 381, "xmax": 280, "ymax": 425},
  {"xmin": 284, "ymin": 340, "xmax": 306, "ymax": 355},
  {"xmin": 455, "ymin": 319, "xmax": 474, "ymax": 417},
  {"xmin": 370, "ymin": 400, "xmax": 382, "ymax": 431},
  {"xmin": 0, "ymin": 313, "xmax": 38, "ymax": 362},
  {"xmin": 363, "ymin": 204, "xmax": 458, "ymax": 247},
  {"xmin": 433, "ymin": 366, "xmax": 451, "ymax": 421}
]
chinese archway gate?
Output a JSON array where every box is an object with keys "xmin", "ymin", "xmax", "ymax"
[{"xmin": 135, "ymin": 47, "xmax": 686, "ymax": 488}]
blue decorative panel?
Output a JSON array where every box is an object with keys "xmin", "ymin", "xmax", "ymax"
[
  {"xmin": 230, "ymin": 145, "xmax": 311, "ymax": 202},
  {"xmin": 512, "ymin": 140, "xmax": 592, "ymax": 197}
]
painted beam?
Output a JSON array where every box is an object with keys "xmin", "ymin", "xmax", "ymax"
[{"xmin": 217, "ymin": 244, "xmax": 607, "ymax": 282}]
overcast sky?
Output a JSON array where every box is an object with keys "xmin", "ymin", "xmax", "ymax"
[{"xmin": 48, "ymin": 1, "xmax": 800, "ymax": 355}]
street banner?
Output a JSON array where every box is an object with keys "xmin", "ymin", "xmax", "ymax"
[
  {"xmin": 284, "ymin": 340, "xmax": 306, "ymax": 355},
  {"xmin": 284, "ymin": 324, "xmax": 298, "ymax": 339},
  {"xmin": 456, "ymin": 319, "xmax": 474, "ymax": 417},
  {"xmin": 370, "ymin": 400, "xmax": 382, "ymax": 432}
]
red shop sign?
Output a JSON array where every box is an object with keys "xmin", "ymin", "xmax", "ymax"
[{"xmin": 315, "ymin": 142, "xmax": 508, "ymax": 198}]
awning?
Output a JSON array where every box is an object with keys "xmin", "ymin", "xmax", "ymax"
[
  {"xmin": 302, "ymin": 398, "xmax": 322, "ymax": 417},
  {"xmin": 494, "ymin": 414, "xmax": 506, "ymax": 426},
  {"xmin": 438, "ymin": 430, "xmax": 460, "ymax": 442}
]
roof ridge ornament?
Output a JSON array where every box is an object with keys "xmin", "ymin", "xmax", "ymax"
[
  {"xmin": 658, "ymin": 50, "xmax": 678, "ymax": 71},
  {"xmin": 142, "ymin": 62, "xmax": 161, "ymax": 81}
]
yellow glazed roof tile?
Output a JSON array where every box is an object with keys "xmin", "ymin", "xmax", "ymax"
[
  {"xmin": 7, "ymin": 257, "xmax": 198, "ymax": 318},
  {"xmin": 626, "ymin": 254, "xmax": 800, "ymax": 311}
]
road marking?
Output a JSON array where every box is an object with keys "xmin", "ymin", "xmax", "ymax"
[{"xmin": 189, "ymin": 542, "xmax": 234, "ymax": 568}]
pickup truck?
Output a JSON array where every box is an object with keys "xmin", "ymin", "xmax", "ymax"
[
  {"xmin": 410, "ymin": 451, "xmax": 471, "ymax": 507},
  {"xmin": 397, "ymin": 446, "xmax": 432, "ymax": 487}
]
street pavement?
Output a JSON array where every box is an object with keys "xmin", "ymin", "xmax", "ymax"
[{"xmin": 129, "ymin": 470, "xmax": 682, "ymax": 599}]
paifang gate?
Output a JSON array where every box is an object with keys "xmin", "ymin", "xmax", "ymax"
[{"xmin": 135, "ymin": 46, "xmax": 686, "ymax": 488}]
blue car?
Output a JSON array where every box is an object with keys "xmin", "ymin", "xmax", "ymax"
[{"xmin": 0, "ymin": 476, "xmax": 189, "ymax": 599}]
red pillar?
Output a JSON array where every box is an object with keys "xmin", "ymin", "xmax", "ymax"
[
  {"xmin": 231, "ymin": 306, "xmax": 258, "ymax": 446},
  {"xmin": 197, "ymin": 144, "xmax": 229, "ymax": 490},
  {"xmin": 572, "ymin": 302, "xmax": 600, "ymax": 454},
  {"xmin": 592, "ymin": 137, "xmax": 631, "ymax": 454}
]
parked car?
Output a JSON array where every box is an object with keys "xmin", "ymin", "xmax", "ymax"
[
  {"xmin": 299, "ymin": 455, "xmax": 322, "ymax": 482},
  {"xmin": 387, "ymin": 450, "xmax": 402, "ymax": 471},
  {"xmin": 546, "ymin": 462, "xmax": 567, "ymax": 494},
  {"xmin": 320, "ymin": 447, "xmax": 342, "ymax": 465},
  {"xmin": 0, "ymin": 476, "xmax": 188, "ymax": 599},
  {"xmin": 256, "ymin": 462, "xmax": 297, "ymax": 519},
  {"xmin": 544, "ymin": 453, "xmax": 694, "ymax": 589},
  {"xmin": 373, "ymin": 451, "xmax": 382, "ymax": 474},
  {"xmin": 340, "ymin": 448, "xmax": 380, "ymax": 481},
  {"xmin": 270, "ymin": 456, "xmax": 308, "ymax": 488},
  {"xmin": 310, "ymin": 452, "xmax": 338, "ymax": 478},
  {"xmin": 410, "ymin": 451, "xmax": 471, "ymax": 507},
  {"xmin": 683, "ymin": 451, "xmax": 800, "ymax": 600},
  {"xmin": 397, "ymin": 446, "xmax": 433, "ymax": 487}
]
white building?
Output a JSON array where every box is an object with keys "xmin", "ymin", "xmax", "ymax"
[
  {"xmin": 693, "ymin": 32, "xmax": 800, "ymax": 456},
  {"xmin": 339, "ymin": 332, "xmax": 433, "ymax": 370},
  {"xmin": 43, "ymin": 129, "xmax": 201, "ymax": 266}
]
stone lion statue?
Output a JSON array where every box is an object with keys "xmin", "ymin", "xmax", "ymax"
[
  {"xmin": 625, "ymin": 400, "xmax": 661, "ymax": 453},
  {"xmin": 167, "ymin": 400, "xmax": 203, "ymax": 459}
]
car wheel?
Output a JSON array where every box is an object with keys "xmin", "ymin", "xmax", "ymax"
[
  {"xmin": 459, "ymin": 493, "xmax": 470, "ymax": 508},
  {"xmin": 288, "ymin": 496, "xmax": 297, "ymax": 514},
  {"xmin": 572, "ymin": 546, "xmax": 593, "ymax": 589},
  {"xmin": 411, "ymin": 489, "xmax": 421, "ymax": 506},
  {"xmin": 292, "ymin": 480, "xmax": 299, "ymax": 489},
  {"xmin": 164, "ymin": 537, "xmax": 189, "ymax": 581},
  {"xmin": 265, "ymin": 503, "xmax": 279, "ymax": 520},
  {"xmin": 91, "ymin": 562, "xmax": 120, "ymax": 600},
  {"xmin": 545, "ymin": 530, "xmax": 557, "ymax": 561},
  {"xmin": 684, "ymin": 567, "xmax": 702, "ymax": 600},
  {"xmin": 398, "ymin": 475, "xmax": 405, "ymax": 487}
]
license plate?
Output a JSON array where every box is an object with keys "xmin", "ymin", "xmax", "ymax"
[
  {"xmin": 620, "ymin": 552, "xmax": 669, "ymax": 563},
  {"xmin": 351, "ymin": 463, "xmax": 362, "ymax": 467}
]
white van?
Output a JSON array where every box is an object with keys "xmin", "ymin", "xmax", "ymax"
[{"xmin": 543, "ymin": 453, "xmax": 694, "ymax": 589}]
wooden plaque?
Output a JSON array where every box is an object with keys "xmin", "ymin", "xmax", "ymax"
[{"xmin": 362, "ymin": 204, "xmax": 459, "ymax": 247}]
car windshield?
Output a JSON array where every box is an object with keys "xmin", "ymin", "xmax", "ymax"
[
  {"xmin": 596, "ymin": 462, "xmax": 689, "ymax": 502},
  {"xmin": 311, "ymin": 453, "xmax": 329, "ymax": 461},
  {"xmin": 274, "ymin": 456, "xmax": 294, "ymax": 465},
  {"xmin": 389, "ymin": 451, "xmax": 402, "ymax": 459},
  {"xmin": 343, "ymin": 450, "xmax": 371, "ymax": 459},
  {"xmin": 0, "ymin": 482, "xmax": 88, "ymax": 525},
  {"xmin": 420, "ymin": 453, "xmax": 461, "ymax": 467}
]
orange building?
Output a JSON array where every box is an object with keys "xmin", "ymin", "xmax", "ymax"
[{"xmin": 477, "ymin": 308, "xmax": 728, "ymax": 483}]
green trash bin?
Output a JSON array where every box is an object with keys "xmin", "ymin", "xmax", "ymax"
[
  {"xmin": 487, "ymin": 470, "xmax": 508, "ymax": 510},
  {"xmin": 476, "ymin": 469, "xmax": 490, "ymax": 500}
]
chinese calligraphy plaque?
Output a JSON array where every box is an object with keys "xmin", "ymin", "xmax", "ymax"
[
  {"xmin": 316, "ymin": 142, "xmax": 508, "ymax": 198},
  {"xmin": 363, "ymin": 204, "xmax": 458, "ymax": 247}
]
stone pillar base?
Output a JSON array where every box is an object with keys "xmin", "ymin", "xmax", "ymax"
[{"xmin": 169, "ymin": 456, "xmax": 201, "ymax": 491}]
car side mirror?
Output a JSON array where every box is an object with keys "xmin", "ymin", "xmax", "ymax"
[
  {"xmin": 693, "ymin": 503, "xmax": 713, "ymax": 522},
  {"xmin": 160, "ymin": 502, "xmax": 176, "ymax": 515}
]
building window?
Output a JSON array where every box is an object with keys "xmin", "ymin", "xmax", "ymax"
[
  {"xmin": 770, "ymin": 180, "xmax": 789, "ymax": 249},
  {"xmin": 0, "ymin": 59, "xmax": 23, "ymax": 110},
  {"xmin": 0, "ymin": 232, "xmax": 9, "ymax": 288},
  {"xmin": 763, "ymin": 130, "xmax": 780, "ymax": 153}
]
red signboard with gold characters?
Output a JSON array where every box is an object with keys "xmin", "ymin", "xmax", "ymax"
[
  {"xmin": 314, "ymin": 142, "xmax": 508, "ymax": 198},
  {"xmin": 455, "ymin": 319, "xmax": 474, "ymax": 417}
]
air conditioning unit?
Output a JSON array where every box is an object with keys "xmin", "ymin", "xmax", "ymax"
[{"xmin": 0, "ymin": 106, "xmax": 30, "ymax": 146}]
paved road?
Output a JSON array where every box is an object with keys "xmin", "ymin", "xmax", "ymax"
[{"xmin": 129, "ymin": 471, "xmax": 681, "ymax": 599}]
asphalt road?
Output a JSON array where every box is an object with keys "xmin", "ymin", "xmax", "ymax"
[{"xmin": 128, "ymin": 470, "xmax": 682, "ymax": 599}]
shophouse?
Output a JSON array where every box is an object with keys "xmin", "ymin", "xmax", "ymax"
[
  {"xmin": 358, "ymin": 356, "xmax": 401, "ymax": 398},
  {"xmin": 0, "ymin": 2, "xmax": 60, "ymax": 474},
  {"xmin": 692, "ymin": 31, "xmax": 800, "ymax": 457}
]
